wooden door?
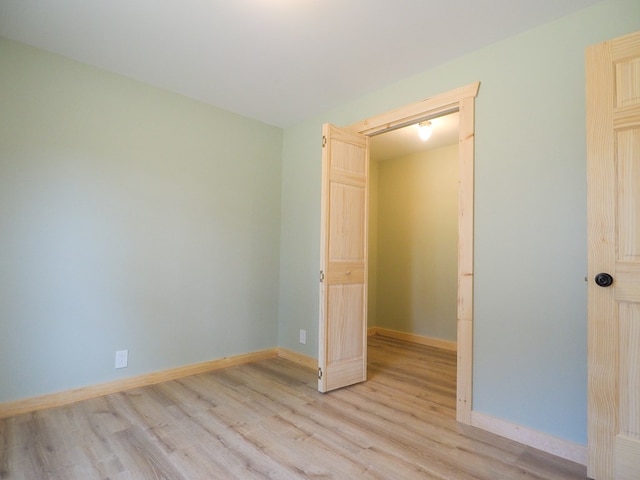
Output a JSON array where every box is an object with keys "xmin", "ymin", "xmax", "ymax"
[
  {"xmin": 587, "ymin": 30, "xmax": 640, "ymax": 480},
  {"xmin": 318, "ymin": 123, "xmax": 369, "ymax": 393}
]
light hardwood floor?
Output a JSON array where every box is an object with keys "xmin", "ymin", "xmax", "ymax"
[{"xmin": 0, "ymin": 336, "xmax": 587, "ymax": 479}]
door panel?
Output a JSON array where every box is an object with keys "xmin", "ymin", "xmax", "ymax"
[
  {"xmin": 318, "ymin": 124, "xmax": 369, "ymax": 393},
  {"xmin": 618, "ymin": 130, "xmax": 640, "ymax": 261},
  {"xmin": 328, "ymin": 183, "xmax": 366, "ymax": 262},
  {"xmin": 327, "ymin": 284, "xmax": 365, "ymax": 359},
  {"xmin": 587, "ymin": 30, "xmax": 640, "ymax": 480}
]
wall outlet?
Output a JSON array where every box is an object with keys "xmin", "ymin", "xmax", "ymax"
[
  {"xmin": 299, "ymin": 329, "xmax": 306, "ymax": 345},
  {"xmin": 115, "ymin": 350, "xmax": 128, "ymax": 369}
]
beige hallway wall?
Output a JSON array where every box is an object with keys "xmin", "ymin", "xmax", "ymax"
[{"xmin": 370, "ymin": 143, "xmax": 458, "ymax": 341}]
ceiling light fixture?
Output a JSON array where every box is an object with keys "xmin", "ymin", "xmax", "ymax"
[{"xmin": 418, "ymin": 121, "xmax": 433, "ymax": 141}]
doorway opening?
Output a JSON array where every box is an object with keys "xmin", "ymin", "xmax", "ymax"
[
  {"xmin": 368, "ymin": 112, "xmax": 460, "ymax": 351},
  {"xmin": 349, "ymin": 82, "xmax": 479, "ymax": 423}
]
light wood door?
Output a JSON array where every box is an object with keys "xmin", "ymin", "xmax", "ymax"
[
  {"xmin": 318, "ymin": 123, "xmax": 369, "ymax": 393},
  {"xmin": 587, "ymin": 30, "xmax": 640, "ymax": 480}
]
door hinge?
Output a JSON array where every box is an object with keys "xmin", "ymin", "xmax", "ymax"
[
  {"xmin": 322, "ymin": 135, "xmax": 327, "ymax": 148},
  {"xmin": 320, "ymin": 270, "xmax": 325, "ymax": 282},
  {"xmin": 318, "ymin": 367, "xmax": 323, "ymax": 380}
]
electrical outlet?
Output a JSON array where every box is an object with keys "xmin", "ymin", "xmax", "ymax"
[
  {"xmin": 299, "ymin": 329, "xmax": 306, "ymax": 345},
  {"xmin": 115, "ymin": 350, "xmax": 128, "ymax": 369}
]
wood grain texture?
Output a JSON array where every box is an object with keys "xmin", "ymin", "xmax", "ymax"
[
  {"xmin": 319, "ymin": 124, "xmax": 369, "ymax": 393},
  {"xmin": 348, "ymin": 82, "xmax": 480, "ymax": 136},
  {"xmin": 276, "ymin": 348, "xmax": 317, "ymax": 370},
  {"xmin": 0, "ymin": 336, "xmax": 587, "ymax": 479},
  {"xmin": 456, "ymin": 94, "xmax": 475, "ymax": 425},
  {"xmin": 587, "ymin": 30, "xmax": 640, "ymax": 480},
  {"xmin": 586, "ymin": 36, "xmax": 618, "ymax": 480},
  {"xmin": 368, "ymin": 327, "xmax": 457, "ymax": 352}
]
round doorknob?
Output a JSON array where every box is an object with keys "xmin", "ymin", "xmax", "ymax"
[{"xmin": 594, "ymin": 273, "xmax": 614, "ymax": 287}]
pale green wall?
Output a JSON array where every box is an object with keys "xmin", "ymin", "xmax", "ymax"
[
  {"xmin": 2, "ymin": 0, "xmax": 639, "ymax": 449},
  {"xmin": 0, "ymin": 39, "xmax": 283, "ymax": 402},
  {"xmin": 278, "ymin": 0, "xmax": 640, "ymax": 446},
  {"xmin": 373, "ymin": 145, "xmax": 458, "ymax": 341}
]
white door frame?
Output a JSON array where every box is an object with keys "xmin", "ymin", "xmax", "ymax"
[{"xmin": 348, "ymin": 82, "xmax": 479, "ymax": 423}]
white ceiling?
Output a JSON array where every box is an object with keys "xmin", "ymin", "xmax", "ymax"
[
  {"xmin": 370, "ymin": 112, "xmax": 459, "ymax": 162},
  {"xmin": 0, "ymin": 0, "xmax": 599, "ymax": 128}
]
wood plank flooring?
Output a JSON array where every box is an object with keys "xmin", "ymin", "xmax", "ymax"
[{"xmin": 0, "ymin": 335, "xmax": 588, "ymax": 479}]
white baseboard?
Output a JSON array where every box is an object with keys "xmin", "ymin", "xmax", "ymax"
[
  {"xmin": 368, "ymin": 327, "xmax": 457, "ymax": 352},
  {"xmin": 471, "ymin": 411, "xmax": 587, "ymax": 466}
]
